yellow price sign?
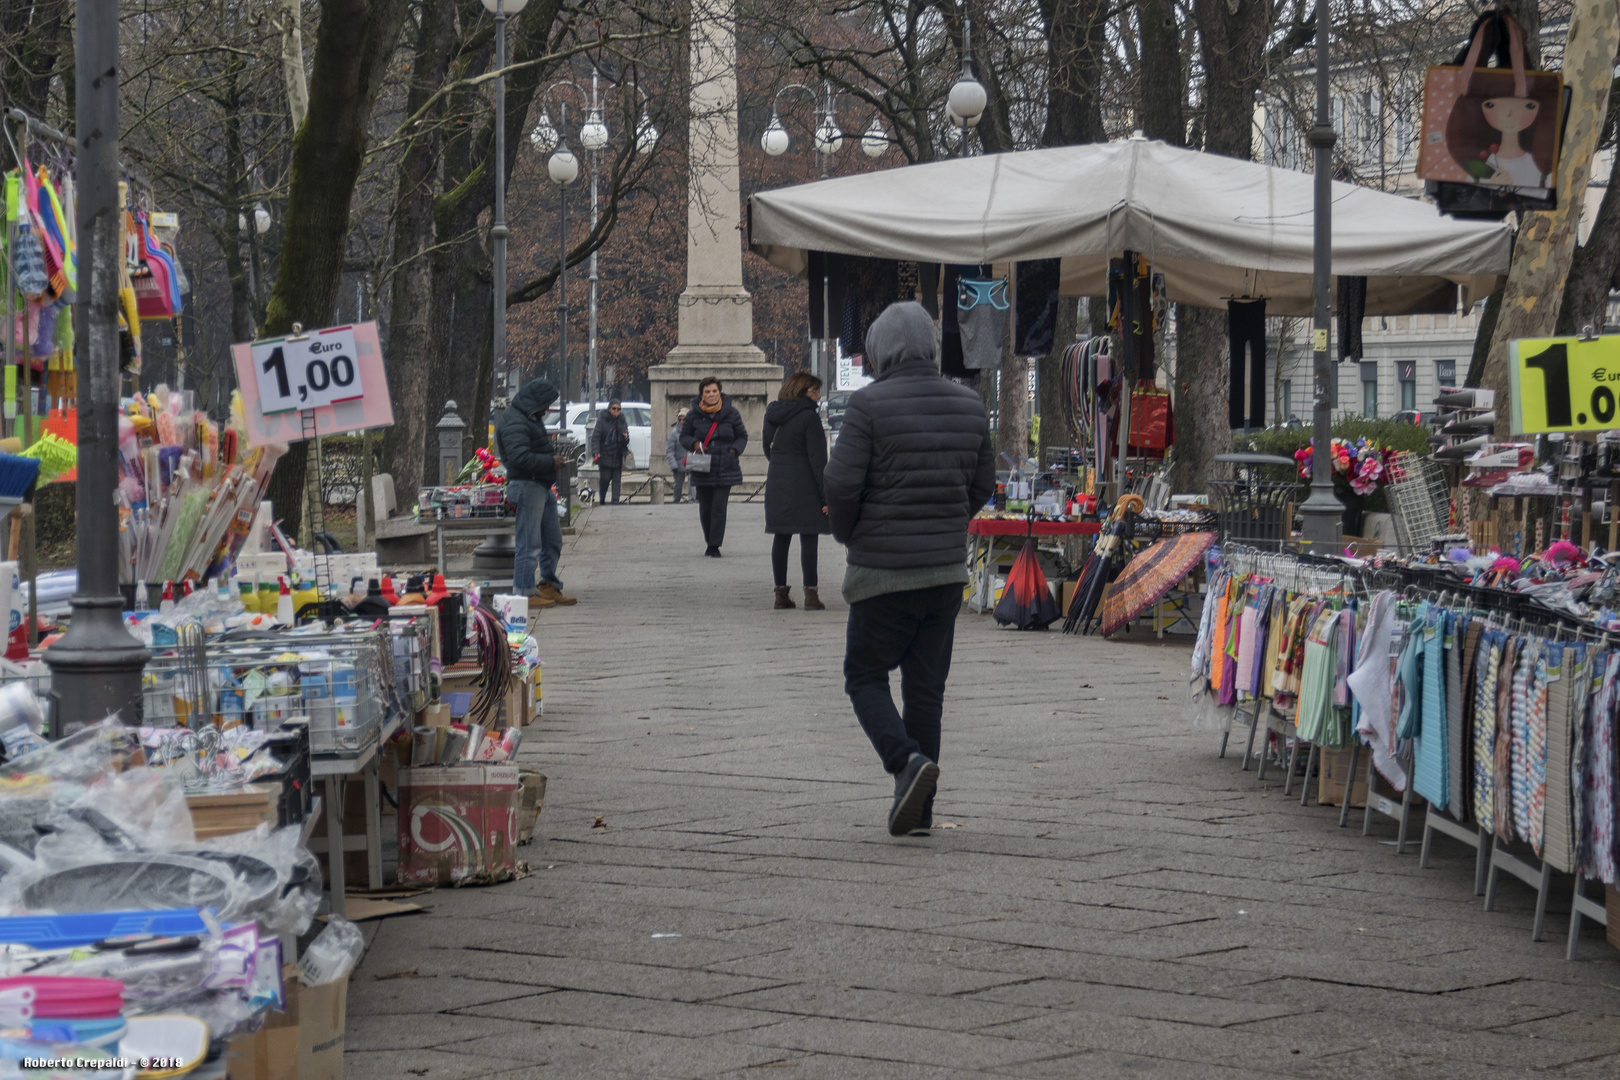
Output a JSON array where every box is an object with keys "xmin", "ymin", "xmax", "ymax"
[{"xmin": 1509, "ymin": 335, "xmax": 1620, "ymax": 434}]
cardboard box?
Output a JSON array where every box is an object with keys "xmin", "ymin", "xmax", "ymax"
[
  {"xmin": 1060, "ymin": 580, "xmax": 1078, "ymax": 617},
  {"xmin": 419, "ymin": 702, "xmax": 451, "ymax": 728},
  {"xmin": 517, "ymin": 770, "xmax": 548, "ymax": 843},
  {"xmin": 398, "ymin": 764, "xmax": 522, "ymax": 886},
  {"xmin": 187, "ymin": 783, "xmax": 279, "ymax": 840},
  {"xmin": 1316, "ymin": 749, "xmax": 1369, "ymax": 808},
  {"xmin": 227, "ymin": 969, "xmax": 347, "ymax": 1080}
]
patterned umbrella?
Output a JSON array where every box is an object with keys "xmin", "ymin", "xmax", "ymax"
[{"xmin": 1098, "ymin": 530, "xmax": 1217, "ymax": 638}]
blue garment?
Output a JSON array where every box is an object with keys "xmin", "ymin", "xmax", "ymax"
[
  {"xmin": 509, "ymin": 479, "xmax": 562, "ymax": 593},
  {"xmin": 1413, "ymin": 608, "xmax": 1449, "ymax": 809},
  {"xmin": 1395, "ymin": 604, "xmax": 1425, "ymax": 741}
]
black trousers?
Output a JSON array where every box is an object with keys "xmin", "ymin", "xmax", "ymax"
[
  {"xmin": 1228, "ymin": 299, "xmax": 1267, "ymax": 430},
  {"xmin": 695, "ymin": 484, "xmax": 730, "ymax": 548},
  {"xmin": 844, "ymin": 583, "xmax": 961, "ymax": 778},
  {"xmin": 771, "ymin": 533, "xmax": 819, "ymax": 588},
  {"xmin": 670, "ymin": 469, "xmax": 687, "ymax": 502},
  {"xmin": 598, "ymin": 465, "xmax": 622, "ymax": 504}
]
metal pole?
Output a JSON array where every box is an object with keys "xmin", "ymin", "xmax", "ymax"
[
  {"xmin": 587, "ymin": 74, "xmax": 600, "ymax": 428},
  {"xmin": 46, "ymin": 0, "xmax": 150, "ymax": 730},
  {"xmin": 491, "ymin": 3, "xmax": 510, "ymax": 412},
  {"xmin": 1299, "ymin": 0, "xmax": 1343, "ymax": 545}
]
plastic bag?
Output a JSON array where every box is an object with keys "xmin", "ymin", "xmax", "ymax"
[
  {"xmin": 1, "ymin": 718, "xmax": 142, "ymax": 783},
  {"xmin": 71, "ymin": 767, "xmax": 196, "ymax": 851},
  {"xmin": 297, "ymin": 917, "xmax": 363, "ymax": 986}
]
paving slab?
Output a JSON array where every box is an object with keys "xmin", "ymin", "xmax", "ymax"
[{"xmin": 347, "ymin": 502, "xmax": 1619, "ymax": 1077}]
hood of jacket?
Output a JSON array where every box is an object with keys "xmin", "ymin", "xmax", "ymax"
[
  {"xmin": 512, "ymin": 378, "xmax": 559, "ymax": 420},
  {"xmin": 765, "ymin": 397, "xmax": 817, "ymax": 425},
  {"xmin": 865, "ymin": 301, "xmax": 938, "ymax": 378}
]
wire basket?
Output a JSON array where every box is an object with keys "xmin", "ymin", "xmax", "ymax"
[{"xmin": 1385, "ymin": 451, "xmax": 1452, "ymax": 555}]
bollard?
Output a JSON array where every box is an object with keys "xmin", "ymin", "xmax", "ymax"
[{"xmin": 650, "ymin": 475, "xmax": 665, "ymax": 504}]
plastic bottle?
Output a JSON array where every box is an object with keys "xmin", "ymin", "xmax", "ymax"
[
  {"xmin": 134, "ymin": 581, "xmax": 150, "ymax": 614},
  {"xmin": 181, "ymin": 580, "xmax": 194, "ymax": 599},
  {"xmin": 238, "ymin": 576, "xmax": 258, "ymax": 613},
  {"xmin": 159, "ymin": 581, "xmax": 175, "ymax": 615},
  {"xmin": 425, "ymin": 574, "xmax": 449, "ymax": 606},
  {"xmin": 276, "ymin": 577, "xmax": 294, "ymax": 626},
  {"xmin": 257, "ymin": 577, "xmax": 278, "ymax": 614},
  {"xmin": 293, "ymin": 576, "xmax": 319, "ymax": 618},
  {"xmin": 380, "ymin": 576, "xmax": 399, "ymax": 607}
]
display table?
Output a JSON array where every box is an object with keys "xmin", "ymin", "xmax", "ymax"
[
  {"xmin": 308, "ymin": 713, "xmax": 403, "ymax": 917},
  {"xmin": 966, "ymin": 518, "xmax": 1100, "ymax": 613}
]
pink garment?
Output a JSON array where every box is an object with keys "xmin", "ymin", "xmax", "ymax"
[{"xmin": 1237, "ymin": 608, "xmax": 1259, "ymax": 700}]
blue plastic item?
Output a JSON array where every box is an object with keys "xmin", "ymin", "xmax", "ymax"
[
  {"xmin": 444, "ymin": 691, "xmax": 473, "ymax": 717},
  {"xmin": 0, "ymin": 908, "xmax": 211, "ymax": 948},
  {"xmin": 28, "ymin": 1019, "xmax": 126, "ymax": 1048}
]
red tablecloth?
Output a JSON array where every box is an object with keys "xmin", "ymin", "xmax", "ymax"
[{"xmin": 968, "ymin": 518, "xmax": 1100, "ymax": 537}]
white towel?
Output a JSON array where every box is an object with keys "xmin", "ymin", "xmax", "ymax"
[{"xmin": 1349, "ymin": 591, "xmax": 1407, "ymax": 790}]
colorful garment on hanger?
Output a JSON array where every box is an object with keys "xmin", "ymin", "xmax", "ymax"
[
  {"xmin": 1578, "ymin": 650, "xmax": 1619, "ymax": 883},
  {"xmin": 1349, "ymin": 591, "xmax": 1406, "ymax": 790},
  {"xmin": 1413, "ymin": 607, "xmax": 1449, "ymax": 810},
  {"xmin": 1497, "ymin": 637, "xmax": 1526, "ymax": 843},
  {"xmin": 1473, "ymin": 632, "xmax": 1502, "ymax": 832},
  {"xmin": 1297, "ymin": 606, "xmax": 1348, "ymax": 747}
]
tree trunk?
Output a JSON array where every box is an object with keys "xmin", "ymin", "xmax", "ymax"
[
  {"xmin": 263, "ymin": 0, "xmax": 413, "ymax": 537},
  {"xmin": 1480, "ymin": 0, "xmax": 1620, "ymax": 441},
  {"xmin": 1466, "ymin": 287, "xmax": 1502, "ymax": 387},
  {"xmin": 1173, "ymin": 305, "xmax": 1233, "ymax": 492},
  {"xmin": 1040, "ymin": 0, "xmax": 1107, "ymax": 147},
  {"xmin": 1173, "ymin": 0, "xmax": 1271, "ymax": 490},
  {"xmin": 1557, "ymin": 81, "xmax": 1620, "ymax": 335},
  {"xmin": 381, "ymin": 0, "xmax": 458, "ymax": 497},
  {"xmin": 1137, "ymin": 0, "xmax": 1185, "ymax": 145}
]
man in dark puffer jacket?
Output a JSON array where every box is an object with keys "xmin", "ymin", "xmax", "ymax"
[{"xmin": 824, "ymin": 301, "xmax": 996, "ymax": 838}]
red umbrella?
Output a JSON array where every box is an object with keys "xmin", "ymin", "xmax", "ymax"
[{"xmin": 994, "ymin": 536, "xmax": 1061, "ymax": 630}]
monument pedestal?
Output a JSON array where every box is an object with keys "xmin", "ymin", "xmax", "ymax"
[{"xmin": 650, "ymin": 346, "xmax": 780, "ymax": 481}]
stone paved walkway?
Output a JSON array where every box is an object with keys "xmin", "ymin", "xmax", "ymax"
[{"xmin": 348, "ymin": 501, "xmax": 1620, "ymax": 1079}]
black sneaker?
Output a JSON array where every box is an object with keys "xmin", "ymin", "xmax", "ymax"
[
  {"xmin": 909, "ymin": 810, "xmax": 932, "ymax": 837},
  {"xmin": 888, "ymin": 754, "xmax": 939, "ymax": 837}
]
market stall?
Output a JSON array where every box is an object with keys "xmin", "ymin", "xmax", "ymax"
[{"xmin": 1188, "ymin": 543, "xmax": 1620, "ymax": 959}]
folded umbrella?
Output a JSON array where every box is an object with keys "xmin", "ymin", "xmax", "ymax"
[{"xmin": 1062, "ymin": 494, "xmax": 1144, "ymax": 635}]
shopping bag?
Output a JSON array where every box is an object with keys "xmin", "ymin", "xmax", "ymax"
[
  {"xmin": 1417, "ymin": 13, "xmax": 1563, "ymax": 202},
  {"xmin": 1128, "ymin": 387, "xmax": 1174, "ymax": 458}
]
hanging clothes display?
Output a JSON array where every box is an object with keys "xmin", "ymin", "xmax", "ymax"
[
  {"xmin": 1189, "ymin": 547, "xmax": 1620, "ymax": 905},
  {"xmin": 958, "ymin": 275, "xmax": 1009, "ymax": 370},
  {"xmin": 1226, "ymin": 299, "xmax": 1267, "ymax": 430}
]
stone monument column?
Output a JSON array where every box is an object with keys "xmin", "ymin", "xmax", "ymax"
[{"xmin": 649, "ymin": 0, "xmax": 781, "ymax": 478}]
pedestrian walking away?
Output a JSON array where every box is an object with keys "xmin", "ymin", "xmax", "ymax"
[
  {"xmin": 680, "ymin": 377, "xmax": 747, "ymax": 557},
  {"xmin": 496, "ymin": 377, "xmax": 578, "ymax": 609},
  {"xmin": 591, "ymin": 400, "xmax": 631, "ymax": 504},
  {"xmin": 666, "ymin": 408, "xmax": 690, "ymax": 504},
  {"xmin": 763, "ymin": 371, "xmax": 830, "ymax": 611},
  {"xmin": 823, "ymin": 301, "xmax": 995, "ymax": 837}
]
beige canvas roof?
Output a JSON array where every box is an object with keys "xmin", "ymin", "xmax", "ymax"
[{"xmin": 748, "ymin": 136, "xmax": 1512, "ymax": 316}]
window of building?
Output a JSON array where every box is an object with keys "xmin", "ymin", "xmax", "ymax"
[
  {"xmin": 1436, "ymin": 359, "xmax": 1457, "ymax": 390},
  {"xmin": 1398, "ymin": 361, "xmax": 1417, "ymax": 412},
  {"xmin": 1361, "ymin": 362, "xmax": 1379, "ymax": 418},
  {"xmin": 1281, "ymin": 379, "xmax": 1293, "ymax": 421}
]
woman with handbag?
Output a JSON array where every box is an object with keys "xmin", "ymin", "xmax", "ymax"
[
  {"xmin": 679, "ymin": 376, "xmax": 748, "ymax": 557},
  {"xmin": 762, "ymin": 372, "xmax": 830, "ymax": 609}
]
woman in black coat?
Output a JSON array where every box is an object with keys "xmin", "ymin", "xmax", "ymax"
[
  {"xmin": 762, "ymin": 372, "xmax": 830, "ymax": 610},
  {"xmin": 679, "ymin": 376, "xmax": 748, "ymax": 557}
]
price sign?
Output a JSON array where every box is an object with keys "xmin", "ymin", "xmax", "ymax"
[
  {"xmin": 250, "ymin": 326, "xmax": 364, "ymax": 413},
  {"xmin": 231, "ymin": 321, "xmax": 393, "ymax": 447},
  {"xmin": 1509, "ymin": 335, "xmax": 1620, "ymax": 434}
]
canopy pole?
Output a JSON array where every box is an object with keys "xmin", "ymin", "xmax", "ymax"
[
  {"xmin": 1299, "ymin": 0, "xmax": 1343, "ymax": 546},
  {"xmin": 1114, "ymin": 250, "xmax": 1137, "ymax": 503}
]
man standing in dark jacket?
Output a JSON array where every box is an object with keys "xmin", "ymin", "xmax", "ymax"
[
  {"xmin": 590, "ymin": 400, "xmax": 631, "ymax": 504},
  {"xmin": 823, "ymin": 301, "xmax": 995, "ymax": 837},
  {"xmin": 497, "ymin": 378, "xmax": 577, "ymax": 608}
]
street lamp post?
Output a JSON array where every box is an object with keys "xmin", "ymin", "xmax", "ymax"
[
  {"xmin": 46, "ymin": 0, "xmax": 150, "ymax": 728},
  {"xmin": 1298, "ymin": 0, "xmax": 1344, "ymax": 545},
  {"xmin": 483, "ymin": 0, "xmax": 529, "ymax": 412}
]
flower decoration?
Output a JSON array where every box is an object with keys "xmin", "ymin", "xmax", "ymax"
[{"xmin": 1294, "ymin": 437, "xmax": 1397, "ymax": 495}]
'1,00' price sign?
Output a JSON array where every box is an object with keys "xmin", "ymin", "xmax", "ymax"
[
  {"xmin": 1509, "ymin": 334, "xmax": 1620, "ymax": 434},
  {"xmin": 251, "ymin": 325, "xmax": 364, "ymax": 414}
]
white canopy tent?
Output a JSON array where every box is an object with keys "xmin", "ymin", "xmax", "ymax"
[{"xmin": 748, "ymin": 137, "xmax": 1513, "ymax": 316}]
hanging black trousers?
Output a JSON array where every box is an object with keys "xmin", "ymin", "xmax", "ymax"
[{"xmin": 1228, "ymin": 300, "xmax": 1267, "ymax": 430}]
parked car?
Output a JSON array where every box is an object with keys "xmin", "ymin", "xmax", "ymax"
[{"xmin": 561, "ymin": 401, "xmax": 653, "ymax": 470}]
